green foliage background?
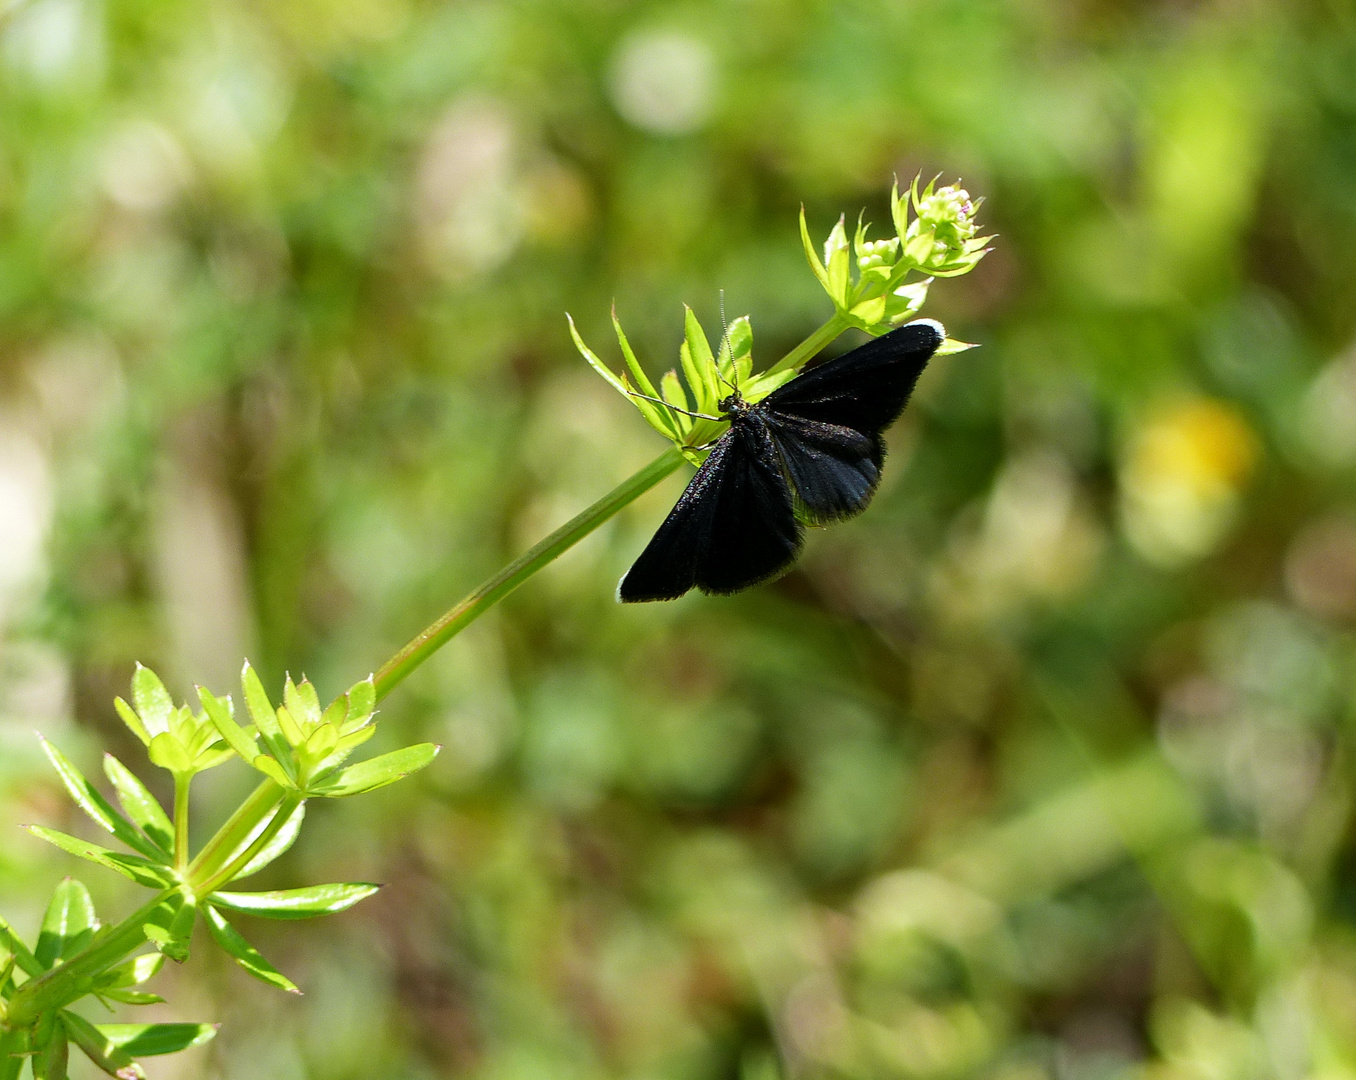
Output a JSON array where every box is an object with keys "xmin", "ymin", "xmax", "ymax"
[{"xmin": 1, "ymin": 0, "xmax": 1355, "ymax": 1077}]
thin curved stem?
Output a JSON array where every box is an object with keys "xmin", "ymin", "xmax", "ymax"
[{"xmin": 374, "ymin": 445, "xmax": 685, "ymax": 700}]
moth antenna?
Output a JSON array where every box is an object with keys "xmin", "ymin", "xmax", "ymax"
[
  {"xmin": 715, "ymin": 289, "xmax": 739, "ymax": 396},
  {"xmin": 626, "ymin": 389, "xmax": 723, "ymax": 423}
]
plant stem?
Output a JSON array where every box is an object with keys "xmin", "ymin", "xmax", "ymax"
[
  {"xmin": 763, "ymin": 314, "xmax": 847, "ymax": 377},
  {"xmin": 5, "ymin": 892, "xmax": 171, "ymax": 1026},
  {"xmin": 173, "ymin": 774, "xmax": 190, "ymax": 876},
  {"xmin": 196, "ymin": 794, "xmax": 303, "ymax": 895},
  {"xmin": 373, "ymin": 444, "xmax": 687, "ymax": 701},
  {"xmin": 185, "ymin": 779, "xmax": 285, "ymax": 889}
]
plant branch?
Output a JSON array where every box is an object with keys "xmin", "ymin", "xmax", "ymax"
[
  {"xmin": 373, "ymin": 444, "xmax": 686, "ymax": 700},
  {"xmin": 6, "ymin": 892, "xmax": 172, "ymax": 1026}
]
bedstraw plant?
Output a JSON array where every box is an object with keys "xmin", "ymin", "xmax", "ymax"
[{"xmin": 0, "ymin": 178, "xmax": 988, "ymax": 1079}]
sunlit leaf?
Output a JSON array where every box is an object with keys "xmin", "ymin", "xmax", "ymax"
[
  {"xmin": 38, "ymin": 739, "xmax": 164, "ymax": 862},
  {"xmin": 35, "ymin": 878, "xmax": 97, "ymax": 969},
  {"xmin": 202, "ymin": 906, "xmax": 299, "ymax": 993},
  {"xmin": 210, "ymin": 883, "xmax": 379, "ymax": 920},
  {"xmin": 307, "ymin": 743, "xmax": 439, "ymax": 797},
  {"xmin": 102, "ymin": 755, "xmax": 173, "ymax": 856},
  {"xmin": 24, "ymin": 828, "xmax": 174, "ymax": 888}
]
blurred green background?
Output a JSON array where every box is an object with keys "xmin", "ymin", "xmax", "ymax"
[{"xmin": 2, "ymin": 0, "xmax": 1356, "ymax": 1077}]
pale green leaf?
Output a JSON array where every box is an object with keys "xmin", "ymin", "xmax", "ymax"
[
  {"xmin": 113, "ymin": 698, "xmax": 149, "ymax": 746},
  {"xmin": 210, "ymin": 882, "xmax": 379, "ymax": 920},
  {"xmin": 146, "ymin": 733, "xmax": 190, "ymax": 775},
  {"xmin": 103, "ymin": 755, "xmax": 173, "ymax": 856},
  {"xmin": 131, "ymin": 666, "xmax": 173, "ymax": 739},
  {"xmin": 308, "ymin": 743, "xmax": 439, "ymax": 797}
]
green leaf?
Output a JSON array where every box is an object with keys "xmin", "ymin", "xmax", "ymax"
[
  {"xmin": 113, "ymin": 698, "xmax": 149, "ymax": 746},
  {"xmin": 825, "ymin": 215, "xmax": 851, "ymax": 306},
  {"xmin": 275, "ymin": 704, "xmax": 305, "ymax": 747},
  {"xmin": 97, "ymin": 952, "xmax": 165, "ymax": 991},
  {"xmin": 99, "ymin": 1024, "xmax": 217, "ymax": 1057},
  {"xmin": 311, "ymin": 723, "xmax": 377, "ymax": 777},
  {"xmin": 308, "ymin": 743, "xmax": 440, "ymax": 797},
  {"xmin": 284, "ymin": 676, "xmax": 322, "ymax": 727},
  {"xmin": 613, "ymin": 313, "xmax": 680, "ymax": 440},
  {"xmin": 196, "ymin": 688, "xmax": 258, "ymax": 763},
  {"xmin": 131, "ymin": 665, "xmax": 173, "ymax": 740},
  {"xmin": 211, "ymin": 883, "xmax": 379, "ymax": 920},
  {"xmin": 568, "ymin": 313, "xmax": 627, "ymax": 396},
  {"xmin": 936, "ymin": 337, "xmax": 976, "ymax": 356},
  {"xmin": 848, "ymin": 293, "xmax": 888, "ymax": 327},
  {"xmin": 202, "ymin": 906, "xmax": 299, "ymax": 993},
  {"xmin": 241, "ymin": 663, "xmax": 289, "ymax": 761},
  {"xmin": 341, "ymin": 678, "xmax": 376, "ymax": 733},
  {"xmin": 36, "ymin": 878, "xmax": 97, "ymax": 969},
  {"xmin": 141, "ymin": 896, "xmax": 194, "ymax": 963},
  {"xmin": 146, "ymin": 733, "xmax": 190, "ymax": 775},
  {"xmin": 102, "ymin": 755, "xmax": 173, "ymax": 856},
  {"xmin": 230, "ymin": 800, "xmax": 305, "ymax": 881},
  {"xmin": 252, "ymin": 754, "xmax": 295, "ymax": 789},
  {"xmin": 60, "ymin": 1011, "xmax": 144, "ymax": 1080},
  {"xmin": 721, "ymin": 316, "xmax": 753, "ymax": 388},
  {"xmin": 38, "ymin": 739, "xmax": 165, "ymax": 862},
  {"xmin": 32, "ymin": 1022, "xmax": 68, "ymax": 1080},
  {"xmin": 0, "ymin": 910, "xmax": 44, "ymax": 977},
  {"xmin": 99, "ymin": 989, "xmax": 165, "ymax": 1006},
  {"xmin": 660, "ymin": 369, "xmax": 689, "ymax": 412},
  {"xmin": 681, "ymin": 307, "xmax": 719, "ymax": 414},
  {"xmin": 25, "ymin": 827, "xmax": 175, "ymax": 888},
  {"xmin": 800, "ymin": 206, "xmax": 831, "ymax": 292}
]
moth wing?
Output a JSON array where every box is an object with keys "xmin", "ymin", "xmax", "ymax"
[
  {"xmin": 763, "ymin": 319, "xmax": 943, "ymax": 436},
  {"xmin": 762, "ymin": 411, "xmax": 883, "ymax": 523},
  {"xmin": 617, "ymin": 433, "xmax": 734, "ymax": 603},
  {"xmin": 693, "ymin": 420, "xmax": 802, "ymax": 595}
]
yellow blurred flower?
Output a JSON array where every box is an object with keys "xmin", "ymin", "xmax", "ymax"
[{"xmin": 1120, "ymin": 398, "xmax": 1258, "ymax": 566}]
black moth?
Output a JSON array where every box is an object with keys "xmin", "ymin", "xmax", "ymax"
[{"xmin": 618, "ymin": 318, "xmax": 945, "ymax": 603}]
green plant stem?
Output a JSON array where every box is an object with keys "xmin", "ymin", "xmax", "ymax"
[
  {"xmin": 196, "ymin": 794, "xmax": 303, "ymax": 895},
  {"xmin": 185, "ymin": 779, "xmax": 285, "ymax": 888},
  {"xmin": 373, "ymin": 444, "xmax": 687, "ymax": 701},
  {"xmin": 5, "ymin": 892, "xmax": 171, "ymax": 1026},
  {"xmin": 763, "ymin": 313, "xmax": 847, "ymax": 378},
  {"xmin": 173, "ymin": 775, "xmax": 190, "ymax": 875}
]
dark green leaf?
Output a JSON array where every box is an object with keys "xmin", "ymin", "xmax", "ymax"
[
  {"xmin": 202, "ymin": 905, "xmax": 299, "ymax": 993},
  {"xmin": 308, "ymin": 742, "xmax": 439, "ymax": 797},
  {"xmin": 39, "ymin": 739, "xmax": 165, "ymax": 862},
  {"xmin": 99, "ymin": 1023, "xmax": 217, "ymax": 1057},
  {"xmin": 36, "ymin": 878, "xmax": 97, "ymax": 969},
  {"xmin": 24, "ymin": 827, "xmax": 174, "ymax": 888},
  {"xmin": 211, "ymin": 882, "xmax": 379, "ymax": 920}
]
